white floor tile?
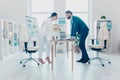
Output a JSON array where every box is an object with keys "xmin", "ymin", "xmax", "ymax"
[{"xmin": 0, "ymin": 51, "xmax": 120, "ymax": 80}]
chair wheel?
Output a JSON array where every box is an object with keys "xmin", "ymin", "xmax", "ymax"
[
  {"xmin": 102, "ymin": 64, "xmax": 104, "ymax": 67},
  {"xmin": 88, "ymin": 61, "xmax": 90, "ymax": 64},
  {"xmin": 37, "ymin": 63, "xmax": 40, "ymax": 66},
  {"xmin": 23, "ymin": 65, "xmax": 25, "ymax": 67},
  {"xmin": 108, "ymin": 61, "xmax": 111, "ymax": 64},
  {"xmin": 20, "ymin": 62, "xmax": 22, "ymax": 64}
]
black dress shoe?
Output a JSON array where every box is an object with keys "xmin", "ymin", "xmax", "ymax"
[
  {"xmin": 77, "ymin": 58, "xmax": 90, "ymax": 63},
  {"xmin": 77, "ymin": 59, "xmax": 83, "ymax": 62}
]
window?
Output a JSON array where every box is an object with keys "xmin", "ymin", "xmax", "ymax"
[
  {"xmin": 30, "ymin": 0, "xmax": 90, "ymax": 31},
  {"xmin": 31, "ymin": 0, "xmax": 54, "ymax": 28},
  {"xmin": 66, "ymin": 0, "xmax": 89, "ymax": 26},
  {"xmin": 30, "ymin": 0, "xmax": 91, "ymax": 48},
  {"xmin": 31, "ymin": 0, "xmax": 53, "ymax": 12},
  {"xmin": 65, "ymin": 0, "xmax": 90, "ymax": 47}
]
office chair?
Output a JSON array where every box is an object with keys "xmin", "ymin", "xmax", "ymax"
[
  {"xmin": 88, "ymin": 22, "xmax": 111, "ymax": 67},
  {"xmin": 20, "ymin": 41, "xmax": 40, "ymax": 67}
]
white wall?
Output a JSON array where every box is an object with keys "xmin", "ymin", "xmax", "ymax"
[
  {"xmin": 0, "ymin": 0, "xmax": 120, "ymax": 54},
  {"xmin": 92, "ymin": 0, "xmax": 120, "ymax": 53},
  {"xmin": 0, "ymin": 20, "xmax": 3, "ymax": 60},
  {"xmin": 0, "ymin": 0, "xmax": 28, "ymax": 24},
  {"xmin": 54, "ymin": 0, "xmax": 65, "ymax": 17},
  {"xmin": 0, "ymin": 0, "xmax": 28, "ymax": 59}
]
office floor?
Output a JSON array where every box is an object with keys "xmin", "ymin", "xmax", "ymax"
[{"xmin": 0, "ymin": 51, "xmax": 120, "ymax": 80}]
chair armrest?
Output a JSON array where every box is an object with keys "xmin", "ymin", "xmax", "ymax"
[
  {"xmin": 90, "ymin": 39, "xmax": 95, "ymax": 45},
  {"xmin": 104, "ymin": 40, "xmax": 107, "ymax": 49}
]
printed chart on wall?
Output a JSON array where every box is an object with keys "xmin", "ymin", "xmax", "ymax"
[
  {"xmin": 25, "ymin": 16, "xmax": 39, "ymax": 37},
  {"xmin": 1, "ymin": 19, "xmax": 19, "ymax": 57},
  {"xmin": 2, "ymin": 20, "xmax": 19, "ymax": 46}
]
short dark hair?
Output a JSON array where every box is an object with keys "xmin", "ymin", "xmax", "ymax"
[
  {"xmin": 51, "ymin": 12, "xmax": 57, "ymax": 17},
  {"xmin": 65, "ymin": 10, "xmax": 72, "ymax": 15}
]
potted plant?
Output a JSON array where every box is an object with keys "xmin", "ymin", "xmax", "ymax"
[
  {"xmin": 74, "ymin": 32, "xmax": 80, "ymax": 53},
  {"xmin": 100, "ymin": 15, "xmax": 106, "ymax": 20}
]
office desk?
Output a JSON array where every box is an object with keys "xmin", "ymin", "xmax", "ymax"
[{"xmin": 50, "ymin": 39, "xmax": 74, "ymax": 71}]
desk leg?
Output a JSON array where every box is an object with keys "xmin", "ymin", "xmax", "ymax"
[
  {"xmin": 67, "ymin": 41, "xmax": 68, "ymax": 58},
  {"xmin": 51, "ymin": 44, "xmax": 54, "ymax": 70},
  {"xmin": 72, "ymin": 44, "xmax": 74, "ymax": 71},
  {"xmin": 55, "ymin": 42, "xmax": 57, "ymax": 57}
]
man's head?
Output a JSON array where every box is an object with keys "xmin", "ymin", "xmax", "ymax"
[
  {"xmin": 65, "ymin": 10, "xmax": 72, "ymax": 19},
  {"xmin": 51, "ymin": 12, "xmax": 58, "ymax": 20}
]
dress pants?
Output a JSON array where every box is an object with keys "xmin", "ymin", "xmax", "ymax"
[
  {"xmin": 38, "ymin": 35, "xmax": 50, "ymax": 59},
  {"xmin": 79, "ymin": 29, "xmax": 89, "ymax": 60}
]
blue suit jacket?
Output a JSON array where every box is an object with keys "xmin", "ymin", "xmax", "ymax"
[{"xmin": 71, "ymin": 16, "xmax": 89, "ymax": 37}]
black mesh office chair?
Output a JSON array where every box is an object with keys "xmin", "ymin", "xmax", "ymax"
[
  {"xmin": 20, "ymin": 41, "xmax": 40, "ymax": 67},
  {"xmin": 88, "ymin": 22, "xmax": 111, "ymax": 67}
]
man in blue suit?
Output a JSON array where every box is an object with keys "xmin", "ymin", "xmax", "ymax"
[{"xmin": 65, "ymin": 10, "xmax": 90, "ymax": 63}]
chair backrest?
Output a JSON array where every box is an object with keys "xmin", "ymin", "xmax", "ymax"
[
  {"xmin": 24, "ymin": 39, "xmax": 39, "ymax": 52},
  {"xmin": 24, "ymin": 16, "xmax": 40, "ymax": 51},
  {"xmin": 97, "ymin": 22, "xmax": 111, "ymax": 49},
  {"xmin": 24, "ymin": 42, "xmax": 28, "ymax": 48},
  {"xmin": 25, "ymin": 16, "xmax": 39, "ymax": 37}
]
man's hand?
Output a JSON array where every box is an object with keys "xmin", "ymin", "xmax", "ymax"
[{"xmin": 70, "ymin": 36, "xmax": 76, "ymax": 40}]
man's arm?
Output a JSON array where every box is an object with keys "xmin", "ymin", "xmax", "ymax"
[{"xmin": 71, "ymin": 22, "xmax": 77, "ymax": 37}]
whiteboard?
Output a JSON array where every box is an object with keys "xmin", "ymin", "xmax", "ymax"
[{"xmin": 25, "ymin": 16, "xmax": 39, "ymax": 37}]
